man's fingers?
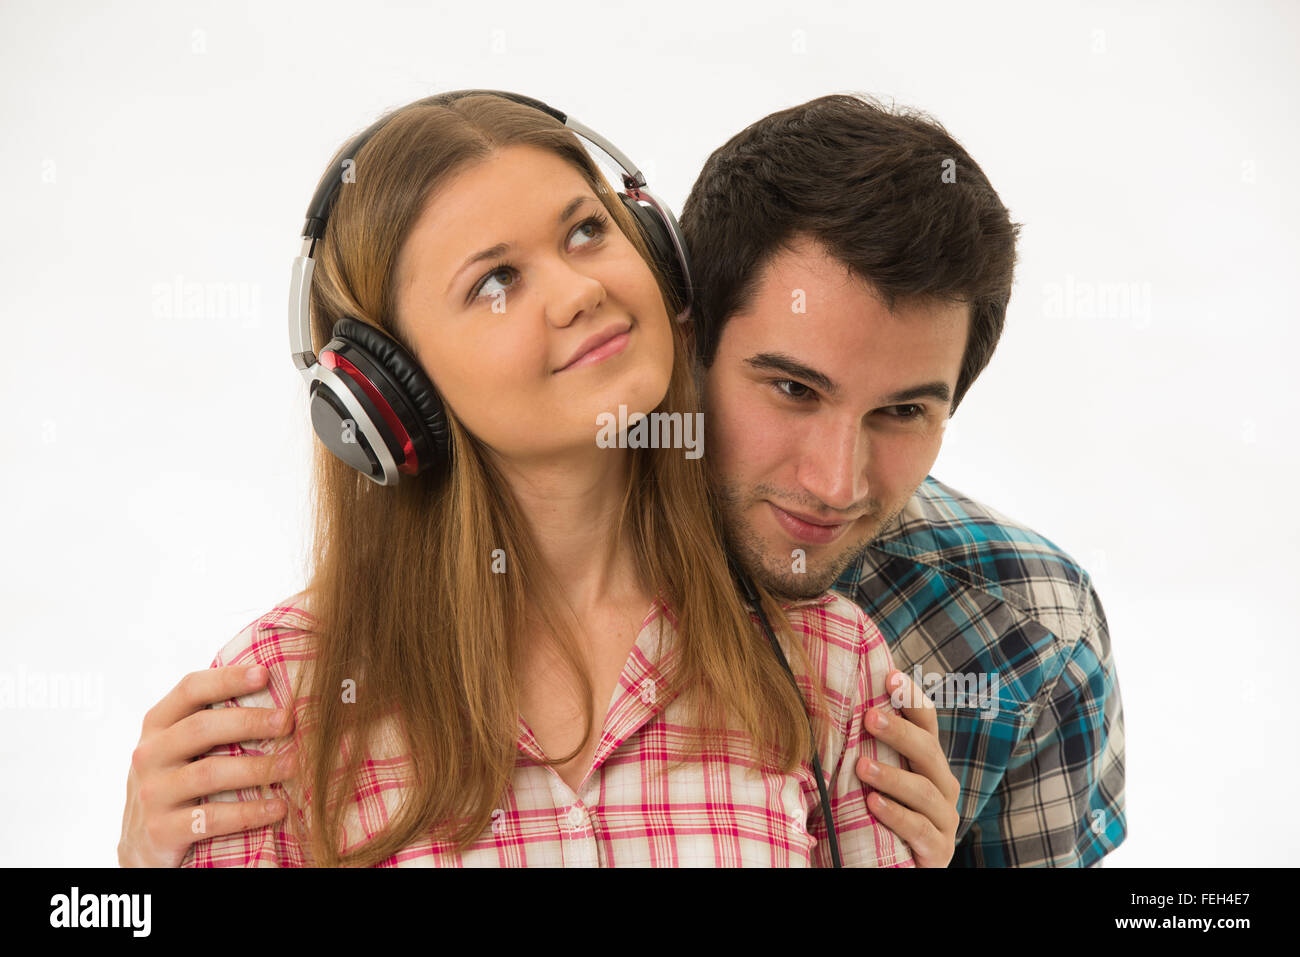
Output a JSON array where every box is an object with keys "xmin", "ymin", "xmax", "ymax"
[
  {"xmin": 856, "ymin": 755, "xmax": 958, "ymax": 842},
  {"xmin": 859, "ymin": 674, "xmax": 961, "ymax": 867},
  {"xmin": 884, "ymin": 669, "xmax": 938, "ymax": 738},
  {"xmin": 136, "ymin": 705, "xmax": 293, "ymax": 772},
  {"xmin": 139, "ymin": 704, "xmax": 293, "ymax": 772},
  {"xmin": 151, "ymin": 795, "xmax": 291, "ymax": 858},
  {"xmin": 865, "ymin": 790, "xmax": 946, "ymax": 867},
  {"xmin": 864, "ymin": 700, "xmax": 959, "ymax": 805},
  {"xmin": 142, "ymin": 665, "xmax": 269, "ymax": 734},
  {"xmin": 864, "ymin": 703, "xmax": 933, "ymax": 774},
  {"xmin": 152, "ymin": 752, "xmax": 298, "ymax": 808},
  {"xmin": 125, "ymin": 664, "xmax": 294, "ymax": 867}
]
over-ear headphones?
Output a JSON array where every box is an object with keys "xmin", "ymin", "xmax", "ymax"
[{"xmin": 287, "ymin": 89, "xmax": 694, "ymax": 486}]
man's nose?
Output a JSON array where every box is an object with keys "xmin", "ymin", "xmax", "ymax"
[{"xmin": 797, "ymin": 419, "xmax": 869, "ymax": 512}]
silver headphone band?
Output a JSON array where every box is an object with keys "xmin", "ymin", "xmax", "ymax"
[
  {"xmin": 562, "ymin": 115, "xmax": 646, "ymax": 190},
  {"xmin": 289, "ymin": 236, "xmax": 317, "ymax": 382},
  {"xmin": 625, "ymin": 184, "xmax": 694, "ymax": 319}
]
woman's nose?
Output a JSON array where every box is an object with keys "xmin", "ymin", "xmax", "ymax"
[{"xmin": 543, "ymin": 259, "xmax": 605, "ymax": 328}]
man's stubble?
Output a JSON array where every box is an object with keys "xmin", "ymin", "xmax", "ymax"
[{"xmin": 712, "ymin": 480, "xmax": 910, "ymax": 602}]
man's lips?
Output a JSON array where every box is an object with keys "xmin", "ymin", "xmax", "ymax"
[{"xmin": 767, "ymin": 502, "xmax": 858, "ymax": 547}]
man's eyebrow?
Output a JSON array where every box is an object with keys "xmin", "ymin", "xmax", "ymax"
[
  {"xmin": 746, "ymin": 353, "xmax": 953, "ymax": 407},
  {"xmin": 445, "ymin": 194, "xmax": 593, "ymax": 296},
  {"xmin": 882, "ymin": 382, "xmax": 952, "ymax": 405},
  {"xmin": 744, "ymin": 353, "xmax": 839, "ymax": 397}
]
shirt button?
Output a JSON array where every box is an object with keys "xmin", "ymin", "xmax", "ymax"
[
  {"xmin": 640, "ymin": 679, "xmax": 657, "ymax": 706},
  {"xmin": 490, "ymin": 808, "xmax": 505, "ymax": 836},
  {"xmin": 566, "ymin": 804, "xmax": 587, "ymax": 830}
]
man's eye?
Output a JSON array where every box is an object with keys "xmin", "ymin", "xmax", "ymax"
[
  {"xmin": 885, "ymin": 404, "xmax": 923, "ymax": 419},
  {"xmin": 772, "ymin": 379, "xmax": 815, "ymax": 401}
]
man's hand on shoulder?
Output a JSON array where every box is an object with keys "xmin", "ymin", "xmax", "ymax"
[
  {"xmin": 857, "ymin": 668, "xmax": 960, "ymax": 867},
  {"xmin": 118, "ymin": 665, "xmax": 297, "ymax": 867}
]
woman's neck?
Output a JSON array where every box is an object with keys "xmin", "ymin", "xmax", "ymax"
[{"xmin": 491, "ymin": 446, "xmax": 646, "ymax": 618}]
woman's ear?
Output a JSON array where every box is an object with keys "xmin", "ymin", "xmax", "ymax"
[{"xmin": 678, "ymin": 306, "xmax": 695, "ymax": 351}]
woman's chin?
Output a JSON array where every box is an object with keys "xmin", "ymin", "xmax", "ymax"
[{"xmin": 580, "ymin": 366, "xmax": 671, "ymax": 419}]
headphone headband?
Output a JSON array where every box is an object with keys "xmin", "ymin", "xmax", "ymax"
[{"xmin": 299, "ymin": 91, "xmax": 569, "ymax": 242}]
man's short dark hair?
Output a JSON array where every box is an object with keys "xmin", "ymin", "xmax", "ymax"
[{"xmin": 680, "ymin": 93, "xmax": 1021, "ymax": 412}]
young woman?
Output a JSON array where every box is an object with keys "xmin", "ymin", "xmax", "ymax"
[{"xmin": 181, "ymin": 92, "xmax": 913, "ymax": 867}]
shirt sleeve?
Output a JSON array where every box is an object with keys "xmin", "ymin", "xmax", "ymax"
[
  {"xmin": 809, "ymin": 602, "xmax": 915, "ymax": 868},
  {"xmin": 954, "ymin": 578, "xmax": 1127, "ymax": 867},
  {"xmin": 179, "ymin": 618, "xmax": 311, "ymax": 868}
]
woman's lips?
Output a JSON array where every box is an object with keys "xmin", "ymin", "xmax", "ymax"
[
  {"xmin": 551, "ymin": 317, "xmax": 631, "ymax": 374},
  {"xmin": 555, "ymin": 324, "xmax": 632, "ymax": 373},
  {"xmin": 767, "ymin": 502, "xmax": 854, "ymax": 546}
]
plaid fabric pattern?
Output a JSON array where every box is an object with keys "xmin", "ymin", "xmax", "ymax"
[
  {"xmin": 833, "ymin": 475, "xmax": 1127, "ymax": 866},
  {"xmin": 181, "ymin": 591, "xmax": 913, "ymax": 868}
]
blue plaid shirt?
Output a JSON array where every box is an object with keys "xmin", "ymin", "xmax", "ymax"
[{"xmin": 833, "ymin": 476, "xmax": 1126, "ymax": 866}]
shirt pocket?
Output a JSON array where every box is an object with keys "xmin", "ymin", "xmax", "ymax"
[{"xmin": 933, "ymin": 701, "xmax": 1030, "ymax": 831}]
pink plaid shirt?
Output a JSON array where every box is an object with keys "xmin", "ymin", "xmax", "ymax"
[{"xmin": 181, "ymin": 590, "xmax": 913, "ymax": 868}]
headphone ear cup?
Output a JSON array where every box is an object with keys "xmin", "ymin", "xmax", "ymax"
[
  {"xmin": 308, "ymin": 372, "xmax": 387, "ymax": 477},
  {"xmin": 321, "ymin": 317, "xmax": 451, "ymax": 478},
  {"xmin": 620, "ymin": 194, "xmax": 688, "ymax": 310}
]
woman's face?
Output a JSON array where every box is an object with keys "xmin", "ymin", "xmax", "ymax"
[{"xmin": 392, "ymin": 145, "xmax": 674, "ymax": 465}]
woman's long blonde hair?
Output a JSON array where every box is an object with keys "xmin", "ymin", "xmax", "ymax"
[{"xmin": 283, "ymin": 93, "xmax": 829, "ymax": 866}]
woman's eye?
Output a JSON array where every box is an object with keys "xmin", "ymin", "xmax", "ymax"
[
  {"xmin": 773, "ymin": 379, "xmax": 815, "ymax": 401},
  {"xmin": 473, "ymin": 265, "xmax": 516, "ymax": 301},
  {"xmin": 569, "ymin": 214, "xmax": 608, "ymax": 249},
  {"xmin": 470, "ymin": 214, "xmax": 610, "ymax": 303}
]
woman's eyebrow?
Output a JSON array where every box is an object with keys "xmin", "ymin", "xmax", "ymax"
[{"xmin": 445, "ymin": 195, "xmax": 595, "ymax": 295}]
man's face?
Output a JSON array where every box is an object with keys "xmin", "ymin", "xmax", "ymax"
[{"xmin": 701, "ymin": 234, "xmax": 969, "ymax": 600}]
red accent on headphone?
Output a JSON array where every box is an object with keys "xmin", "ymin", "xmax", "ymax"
[{"xmin": 321, "ymin": 350, "xmax": 419, "ymax": 474}]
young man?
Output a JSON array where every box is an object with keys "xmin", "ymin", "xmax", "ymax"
[
  {"xmin": 119, "ymin": 94, "xmax": 1124, "ymax": 868},
  {"xmin": 682, "ymin": 94, "xmax": 1125, "ymax": 866}
]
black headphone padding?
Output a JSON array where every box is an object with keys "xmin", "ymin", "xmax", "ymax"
[
  {"xmin": 331, "ymin": 316, "xmax": 450, "ymax": 456},
  {"xmin": 622, "ymin": 199, "xmax": 686, "ymax": 309}
]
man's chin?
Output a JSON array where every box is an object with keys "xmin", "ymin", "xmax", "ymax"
[
  {"xmin": 755, "ymin": 568, "xmax": 841, "ymax": 601},
  {"xmin": 715, "ymin": 491, "xmax": 897, "ymax": 603},
  {"xmin": 732, "ymin": 541, "xmax": 859, "ymax": 602}
]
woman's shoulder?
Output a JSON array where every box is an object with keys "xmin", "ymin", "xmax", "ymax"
[
  {"xmin": 779, "ymin": 591, "xmax": 895, "ymax": 699},
  {"xmin": 212, "ymin": 590, "xmax": 317, "ymax": 671},
  {"xmin": 780, "ymin": 590, "xmax": 888, "ymax": 653},
  {"xmin": 203, "ymin": 591, "xmax": 319, "ymax": 751}
]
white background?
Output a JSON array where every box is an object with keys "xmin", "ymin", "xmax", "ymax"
[{"xmin": 1, "ymin": 0, "xmax": 1295, "ymax": 867}]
